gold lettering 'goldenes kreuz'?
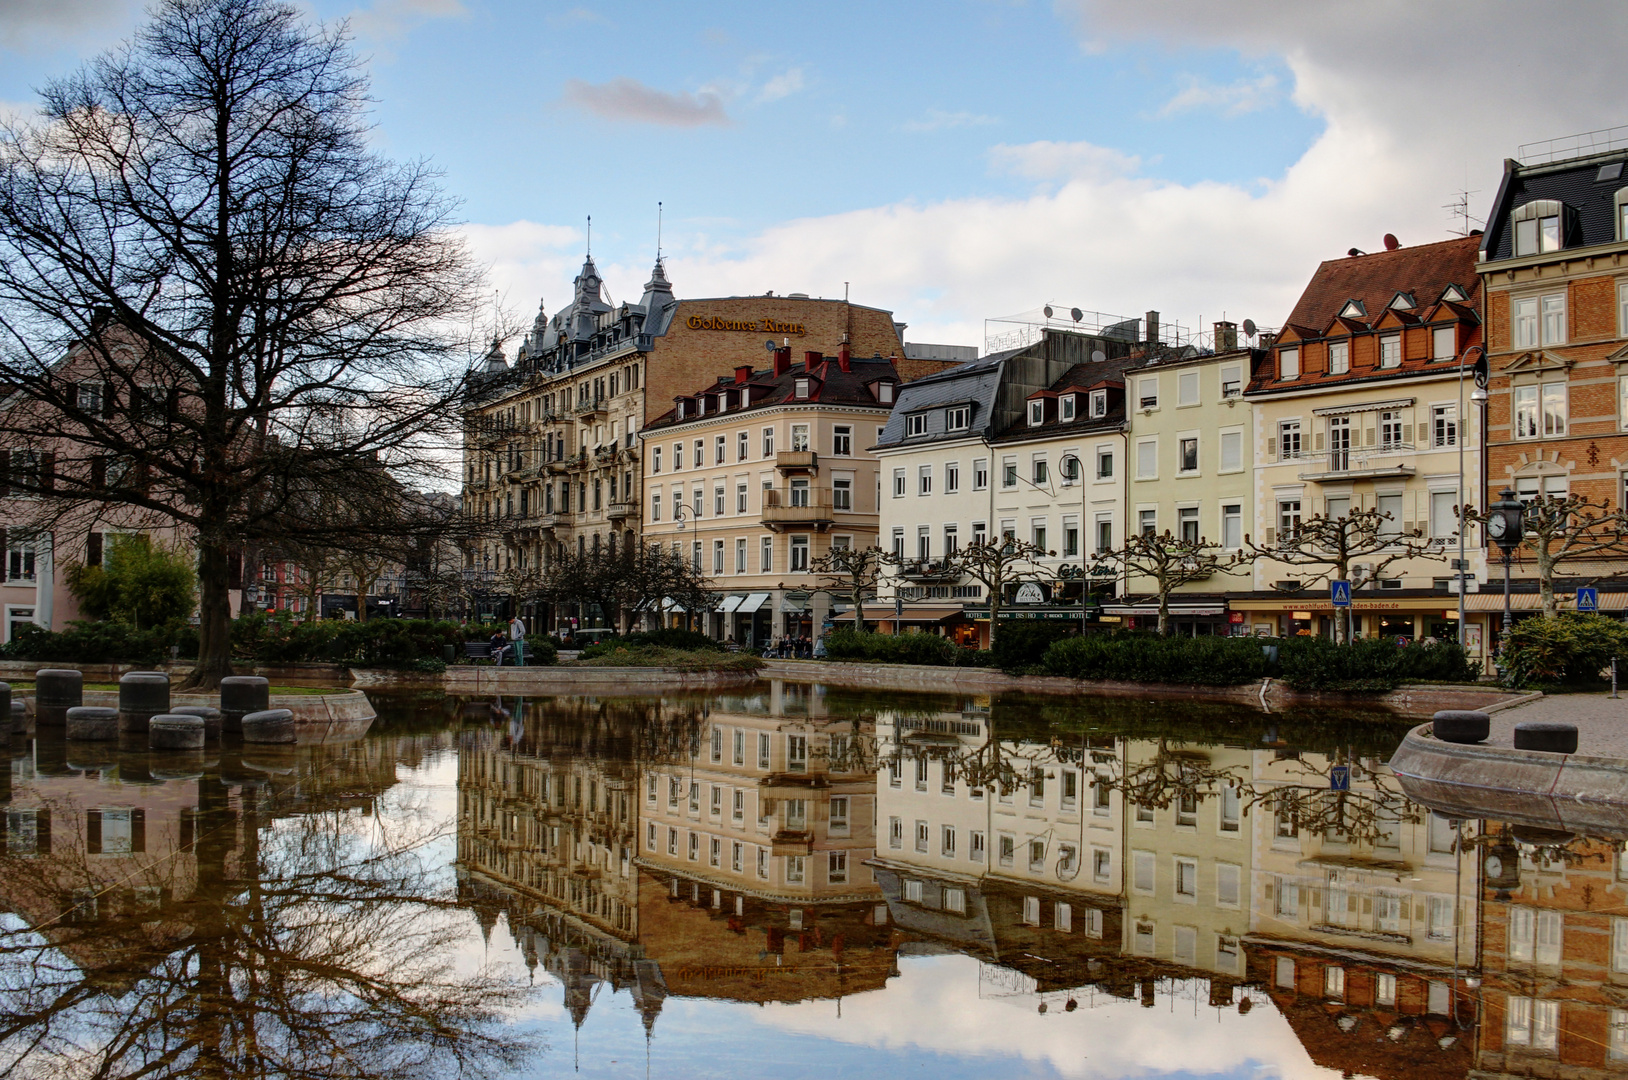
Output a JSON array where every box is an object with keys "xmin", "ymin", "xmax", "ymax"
[{"xmin": 686, "ymin": 315, "xmax": 807, "ymax": 335}]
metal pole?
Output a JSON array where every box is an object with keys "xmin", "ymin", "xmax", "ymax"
[
  {"xmin": 1457, "ymin": 352, "xmax": 1467, "ymax": 647},
  {"xmin": 1502, "ymin": 548, "xmax": 1513, "ymax": 646}
]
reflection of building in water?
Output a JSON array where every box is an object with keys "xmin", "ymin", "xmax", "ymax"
[
  {"xmin": 1246, "ymin": 749, "xmax": 1475, "ymax": 1077},
  {"xmin": 1474, "ymin": 827, "xmax": 1628, "ymax": 1079}
]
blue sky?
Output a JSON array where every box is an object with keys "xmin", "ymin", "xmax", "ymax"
[{"xmin": 4, "ymin": 1, "xmax": 1626, "ymax": 346}]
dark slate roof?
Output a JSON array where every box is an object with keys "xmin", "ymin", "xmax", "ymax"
[
  {"xmin": 1482, "ymin": 149, "xmax": 1628, "ymax": 262},
  {"xmin": 875, "ymin": 347, "xmax": 1017, "ymax": 447},
  {"xmin": 643, "ymin": 353, "xmax": 898, "ymax": 432},
  {"xmin": 991, "ymin": 351, "xmax": 1140, "ymax": 443},
  {"xmin": 1279, "ymin": 235, "xmax": 1482, "ymax": 336}
]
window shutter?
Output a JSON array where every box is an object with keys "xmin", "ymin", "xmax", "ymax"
[
  {"xmin": 1314, "ymin": 432, "xmax": 1325, "ymax": 452},
  {"xmin": 85, "ymin": 810, "xmax": 102, "ymax": 856},
  {"xmin": 1265, "ymin": 527, "xmax": 1276, "ymax": 545},
  {"xmin": 1365, "ymin": 428, "xmax": 1376, "ymax": 446},
  {"xmin": 130, "ymin": 808, "xmax": 145, "ymax": 854},
  {"xmin": 101, "ymin": 382, "xmax": 115, "ymax": 419},
  {"xmin": 1403, "ymin": 520, "xmax": 1417, "ymax": 536},
  {"xmin": 86, "ymin": 532, "xmax": 103, "ymax": 568},
  {"xmin": 1417, "ymin": 423, "xmax": 1430, "ymax": 444},
  {"xmin": 1266, "ymin": 436, "xmax": 1277, "ymax": 459},
  {"xmin": 39, "ymin": 452, "xmax": 54, "ymax": 493}
]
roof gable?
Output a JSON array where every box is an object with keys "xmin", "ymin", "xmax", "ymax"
[{"xmin": 1281, "ymin": 236, "xmax": 1482, "ymax": 332}]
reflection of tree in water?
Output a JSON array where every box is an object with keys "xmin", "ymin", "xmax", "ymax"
[{"xmin": 0, "ymin": 751, "xmax": 537, "ymax": 1080}]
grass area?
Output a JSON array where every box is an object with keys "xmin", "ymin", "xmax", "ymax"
[{"xmin": 569, "ymin": 645, "xmax": 764, "ymax": 674}]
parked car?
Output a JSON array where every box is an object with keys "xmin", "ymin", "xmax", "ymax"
[{"xmin": 572, "ymin": 627, "xmax": 620, "ymax": 647}]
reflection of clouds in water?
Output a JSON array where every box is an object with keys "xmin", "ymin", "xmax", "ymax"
[{"xmin": 750, "ymin": 955, "xmax": 1338, "ymax": 1080}]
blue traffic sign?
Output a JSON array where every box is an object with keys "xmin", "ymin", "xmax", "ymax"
[
  {"xmin": 1330, "ymin": 580, "xmax": 1352, "ymax": 608},
  {"xmin": 1329, "ymin": 765, "xmax": 1351, "ymax": 792},
  {"xmin": 1578, "ymin": 587, "xmax": 1599, "ymax": 612}
]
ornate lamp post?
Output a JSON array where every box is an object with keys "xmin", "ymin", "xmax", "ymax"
[{"xmin": 1486, "ymin": 487, "xmax": 1525, "ymax": 652}]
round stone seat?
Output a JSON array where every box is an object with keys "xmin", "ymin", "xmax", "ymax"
[
  {"xmin": 1514, "ymin": 721, "xmax": 1579, "ymax": 755},
  {"xmin": 65, "ymin": 706, "xmax": 120, "ymax": 741},
  {"xmin": 241, "ymin": 708, "xmax": 295, "ymax": 744},
  {"xmin": 149, "ymin": 714, "xmax": 205, "ymax": 750}
]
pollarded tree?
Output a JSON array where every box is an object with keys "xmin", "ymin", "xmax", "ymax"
[
  {"xmin": 1247, "ymin": 508, "xmax": 1443, "ymax": 642},
  {"xmin": 1098, "ymin": 530, "xmax": 1251, "ymax": 636},
  {"xmin": 810, "ymin": 544, "xmax": 896, "ymax": 630},
  {"xmin": 941, "ymin": 537, "xmax": 1052, "ymax": 648},
  {"xmin": 0, "ymin": 0, "xmax": 489, "ymax": 685},
  {"xmin": 1477, "ymin": 494, "xmax": 1628, "ymax": 618}
]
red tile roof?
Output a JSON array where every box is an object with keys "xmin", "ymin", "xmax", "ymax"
[{"xmin": 1281, "ymin": 236, "xmax": 1482, "ymax": 336}]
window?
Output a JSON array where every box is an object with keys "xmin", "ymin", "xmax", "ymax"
[
  {"xmin": 1028, "ymin": 458, "xmax": 1047, "ymax": 487},
  {"xmin": 972, "ymin": 458, "xmax": 989, "ymax": 490},
  {"xmin": 1516, "ymin": 382, "xmax": 1566, "ymax": 438},
  {"xmin": 832, "ymin": 477, "xmax": 852, "ymax": 510},
  {"xmin": 892, "ymin": 468, "xmax": 905, "ymax": 497},
  {"xmin": 1029, "ymin": 399, "xmax": 1045, "ymax": 426},
  {"xmin": 1220, "ymin": 784, "xmax": 1241, "ymax": 830},
  {"xmin": 1132, "ymin": 851, "xmax": 1155, "ymax": 893},
  {"xmin": 1170, "ymin": 370, "xmax": 1198, "ymax": 406},
  {"xmin": 1278, "ymin": 420, "xmax": 1301, "ymax": 459},
  {"xmin": 914, "ymin": 820, "xmax": 929, "ymax": 853},
  {"xmin": 762, "ymin": 427, "xmax": 774, "ymax": 457},
  {"xmin": 917, "ymin": 526, "xmax": 930, "ymax": 560},
  {"xmin": 1136, "ymin": 439, "xmax": 1157, "ymax": 480},
  {"xmin": 1275, "ymin": 957, "xmax": 1296, "ymax": 989},
  {"xmin": 918, "ymin": 464, "xmax": 932, "ymax": 495},
  {"xmin": 941, "ymin": 825, "xmax": 956, "ymax": 857},
  {"xmin": 1221, "ymin": 365, "xmax": 1242, "ymax": 397},
  {"xmin": 888, "ymin": 816, "xmax": 902, "ymax": 848},
  {"xmin": 906, "ymin": 413, "xmax": 927, "ymax": 437},
  {"xmin": 1178, "ymin": 506, "xmax": 1199, "ymax": 543},
  {"xmin": 1091, "ymin": 448, "xmax": 1114, "ymax": 482},
  {"xmin": 1060, "ymin": 395, "xmax": 1076, "ymax": 421},
  {"xmin": 711, "ymin": 539, "xmax": 724, "ymax": 574},
  {"xmin": 1278, "ymin": 499, "xmax": 1302, "ymax": 541},
  {"xmin": 737, "ymin": 483, "xmax": 748, "ymax": 513},
  {"xmin": 944, "ymin": 525, "xmax": 959, "ymax": 554},
  {"xmin": 1002, "ymin": 458, "xmax": 1017, "ymax": 488},
  {"xmin": 878, "ymin": 382, "xmax": 893, "ymax": 403},
  {"xmin": 832, "ymin": 425, "xmax": 851, "ymax": 456},
  {"xmin": 1216, "ymin": 863, "xmax": 1241, "ymax": 906},
  {"xmin": 970, "ymin": 830, "xmax": 985, "ymax": 862},
  {"xmin": 828, "ymin": 851, "xmax": 848, "ymax": 884},
  {"xmin": 1138, "ymin": 378, "xmax": 1158, "ymax": 410},
  {"xmin": 1324, "ymin": 966, "xmax": 1345, "ymax": 1000},
  {"xmin": 1506, "ymin": 996, "xmax": 1559, "ymax": 1051},
  {"xmin": 1090, "ymin": 389, "xmax": 1108, "ymax": 416},
  {"xmin": 757, "ymin": 848, "xmax": 769, "ymax": 878},
  {"xmin": 790, "ymin": 424, "xmax": 810, "ymax": 452},
  {"xmin": 1092, "ymin": 848, "xmax": 1111, "ymax": 881},
  {"xmin": 758, "ymin": 732, "xmax": 771, "ymax": 769},
  {"xmin": 1095, "ymin": 514, "xmax": 1113, "ymax": 554},
  {"xmin": 1055, "ymin": 902, "xmax": 1072, "ymax": 932},
  {"xmin": 946, "ymin": 406, "xmax": 970, "ymax": 431},
  {"xmin": 733, "ymin": 789, "xmax": 745, "ymax": 821},
  {"xmin": 760, "ymin": 535, "xmax": 773, "ymax": 572},
  {"xmin": 1432, "ymin": 325, "xmax": 1456, "ymax": 361},
  {"xmin": 1613, "ymin": 1010, "xmax": 1628, "ymax": 1062},
  {"xmin": 1219, "ymin": 430, "xmax": 1241, "ymax": 472},
  {"xmin": 1062, "ymin": 517, "xmax": 1077, "ymax": 557},
  {"xmin": 1328, "ymin": 340, "xmax": 1349, "ymax": 375},
  {"xmin": 998, "ymin": 834, "xmax": 1014, "ymax": 867},
  {"xmin": 1138, "ymin": 508, "xmax": 1156, "ymax": 536},
  {"xmin": 1178, "ymin": 436, "xmax": 1198, "ymax": 473},
  {"xmin": 6, "ymin": 543, "xmax": 35, "ymax": 582},
  {"xmin": 1379, "ymin": 335, "xmax": 1401, "ymax": 368},
  {"xmin": 1513, "ymin": 199, "xmax": 1564, "ymax": 256},
  {"xmin": 1279, "ymin": 347, "xmax": 1299, "ymax": 380},
  {"xmin": 789, "ymin": 535, "xmax": 808, "ymax": 571},
  {"xmin": 944, "ymin": 461, "xmax": 959, "ymax": 494}
]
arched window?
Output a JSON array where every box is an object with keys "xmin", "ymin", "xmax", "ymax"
[{"xmin": 1511, "ymin": 199, "xmax": 1565, "ymax": 256}]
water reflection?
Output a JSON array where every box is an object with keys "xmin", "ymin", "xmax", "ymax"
[{"xmin": 0, "ymin": 728, "xmax": 535, "ymax": 1079}]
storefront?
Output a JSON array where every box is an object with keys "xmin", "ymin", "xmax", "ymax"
[
  {"xmin": 1228, "ymin": 593, "xmax": 1498, "ymax": 672},
  {"xmin": 830, "ymin": 604, "xmax": 966, "ymax": 637}
]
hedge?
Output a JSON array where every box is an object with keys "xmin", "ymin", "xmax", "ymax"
[
  {"xmin": 991, "ymin": 619, "xmax": 1076, "ymax": 673},
  {"xmin": 1501, "ymin": 613, "xmax": 1628, "ymax": 687},
  {"xmin": 0, "ymin": 620, "xmax": 198, "ymax": 666},
  {"xmin": 821, "ymin": 629, "xmax": 959, "ymax": 666}
]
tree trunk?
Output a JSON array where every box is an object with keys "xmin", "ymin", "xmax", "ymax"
[
  {"xmin": 852, "ymin": 582, "xmax": 865, "ymax": 633},
  {"xmin": 184, "ymin": 539, "xmax": 233, "ymax": 690},
  {"xmin": 986, "ymin": 582, "xmax": 1001, "ymax": 648},
  {"xmin": 1538, "ymin": 541, "xmax": 1557, "ymax": 618},
  {"xmin": 1157, "ymin": 583, "xmax": 1170, "ymax": 636}
]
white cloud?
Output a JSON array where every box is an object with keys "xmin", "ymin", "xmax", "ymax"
[
  {"xmin": 0, "ymin": 0, "xmax": 136, "ymax": 52},
  {"xmin": 475, "ymin": 4, "xmax": 1628, "ymax": 347},
  {"xmin": 561, "ymin": 77, "xmax": 731, "ymax": 127},
  {"xmin": 757, "ymin": 67, "xmax": 805, "ymax": 103},
  {"xmin": 1159, "ymin": 72, "xmax": 1280, "ymax": 117},
  {"xmin": 348, "ymin": 0, "xmax": 466, "ymax": 42},
  {"xmin": 902, "ymin": 109, "xmax": 1000, "ymax": 132},
  {"xmin": 460, "ymin": 220, "xmax": 583, "ymax": 323}
]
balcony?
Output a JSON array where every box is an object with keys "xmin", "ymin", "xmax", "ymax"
[
  {"xmin": 574, "ymin": 397, "xmax": 607, "ymax": 418},
  {"xmin": 1297, "ymin": 446, "xmax": 1418, "ymax": 482},
  {"xmin": 762, "ymin": 487, "xmax": 835, "ymax": 530},
  {"xmin": 898, "ymin": 558, "xmax": 956, "ymax": 581},
  {"xmin": 605, "ymin": 501, "xmax": 634, "ymax": 521},
  {"xmin": 775, "ymin": 450, "xmax": 818, "ymax": 474},
  {"xmin": 770, "ymin": 830, "xmax": 814, "ymax": 857}
]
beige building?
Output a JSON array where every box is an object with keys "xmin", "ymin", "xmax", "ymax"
[{"xmin": 638, "ymin": 345, "xmax": 900, "ymax": 643}]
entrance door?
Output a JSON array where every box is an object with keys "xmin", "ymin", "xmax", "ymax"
[{"xmin": 1328, "ymin": 417, "xmax": 1351, "ymax": 472}]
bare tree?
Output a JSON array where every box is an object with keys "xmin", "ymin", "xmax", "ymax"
[
  {"xmin": 810, "ymin": 545, "xmax": 895, "ymax": 630},
  {"xmin": 1248, "ymin": 509, "xmax": 1443, "ymax": 642},
  {"xmin": 941, "ymin": 537, "xmax": 1051, "ymax": 647},
  {"xmin": 1475, "ymin": 494, "xmax": 1628, "ymax": 618},
  {"xmin": 542, "ymin": 542, "xmax": 712, "ymax": 634},
  {"xmin": 1099, "ymin": 530, "xmax": 1249, "ymax": 636},
  {"xmin": 0, "ymin": 0, "xmax": 490, "ymax": 685}
]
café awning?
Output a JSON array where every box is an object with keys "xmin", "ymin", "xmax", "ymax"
[
  {"xmin": 718, "ymin": 594, "xmax": 744, "ymax": 614},
  {"xmin": 737, "ymin": 592, "xmax": 772, "ymax": 614},
  {"xmin": 1464, "ymin": 592, "xmax": 1628, "ymax": 612},
  {"xmin": 832, "ymin": 604, "xmax": 964, "ymax": 623}
]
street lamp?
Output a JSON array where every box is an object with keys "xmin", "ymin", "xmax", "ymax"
[
  {"xmin": 1487, "ymin": 487, "xmax": 1525, "ymax": 652},
  {"xmin": 1456, "ymin": 345, "xmax": 1488, "ymax": 647}
]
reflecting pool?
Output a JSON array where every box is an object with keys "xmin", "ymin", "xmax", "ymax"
[{"xmin": 1, "ymin": 681, "xmax": 1621, "ymax": 1079}]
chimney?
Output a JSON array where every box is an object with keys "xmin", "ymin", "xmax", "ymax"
[
  {"xmin": 838, "ymin": 342, "xmax": 851, "ymax": 373},
  {"xmin": 734, "ymin": 365, "xmax": 753, "ymax": 384},
  {"xmin": 1213, "ymin": 321, "xmax": 1238, "ymax": 352},
  {"xmin": 772, "ymin": 346, "xmax": 791, "ymax": 376},
  {"xmin": 1144, "ymin": 310, "xmax": 1161, "ymax": 347},
  {"xmin": 803, "ymin": 350, "xmax": 821, "ymax": 372}
]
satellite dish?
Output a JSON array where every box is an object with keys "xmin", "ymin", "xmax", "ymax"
[
  {"xmin": 764, "ymin": 339, "xmax": 777, "ymax": 351},
  {"xmin": 1071, "ymin": 307, "xmax": 1083, "ymax": 322},
  {"xmin": 1243, "ymin": 319, "xmax": 1257, "ymax": 337},
  {"xmin": 1383, "ymin": 233, "xmax": 1401, "ymax": 251},
  {"xmin": 1091, "ymin": 350, "xmax": 1106, "ymax": 363},
  {"xmin": 1043, "ymin": 305, "xmax": 1054, "ymax": 319}
]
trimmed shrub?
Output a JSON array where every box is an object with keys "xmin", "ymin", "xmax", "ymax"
[
  {"xmin": 821, "ymin": 629, "xmax": 957, "ymax": 666},
  {"xmin": 1275, "ymin": 635, "xmax": 1478, "ymax": 692},
  {"xmin": 1502, "ymin": 613, "xmax": 1628, "ymax": 687},
  {"xmin": 618, "ymin": 628, "xmax": 722, "ymax": 652},
  {"xmin": 0, "ymin": 620, "xmax": 197, "ymax": 665},
  {"xmin": 992, "ymin": 620, "xmax": 1075, "ymax": 673},
  {"xmin": 1041, "ymin": 634, "xmax": 1270, "ymax": 686}
]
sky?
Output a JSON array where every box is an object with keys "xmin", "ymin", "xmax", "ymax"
[{"xmin": 2, "ymin": 0, "xmax": 1626, "ymax": 352}]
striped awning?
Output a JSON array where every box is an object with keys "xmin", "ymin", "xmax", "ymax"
[{"xmin": 1464, "ymin": 592, "xmax": 1628, "ymax": 612}]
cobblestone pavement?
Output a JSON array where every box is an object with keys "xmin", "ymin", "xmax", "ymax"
[{"xmin": 1486, "ymin": 692, "xmax": 1628, "ymax": 759}]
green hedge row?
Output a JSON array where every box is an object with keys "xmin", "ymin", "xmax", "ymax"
[
  {"xmin": 1502, "ymin": 613, "xmax": 1628, "ymax": 687},
  {"xmin": 820, "ymin": 629, "xmax": 996, "ymax": 667},
  {"xmin": 0, "ymin": 621, "xmax": 198, "ymax": 666}
]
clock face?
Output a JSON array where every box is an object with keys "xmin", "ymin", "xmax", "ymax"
[
  {"xmin": 1487, "ymin": 514, "xmax": 1508, "ymax": 540},
  {"xmin": 1485, "ymin": 854, "xmax": 1504, "ymax": 878}
]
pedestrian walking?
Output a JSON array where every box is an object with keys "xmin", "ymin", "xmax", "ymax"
[{"xmin": 509, "ymin": 614, "xmax": 527, "ymax": 667}]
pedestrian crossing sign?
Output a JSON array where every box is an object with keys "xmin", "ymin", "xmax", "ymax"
[{"xmin": 1330, "ymin": 580, "xmax": 1352, "ymax": 607}]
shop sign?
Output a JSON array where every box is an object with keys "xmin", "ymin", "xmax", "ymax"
[
  {"xmin": 1015, "ymin": 582, "xmax": 1047, "ymax": 604},
  {"xmin": 687, "ymin": 315, "xmax": 807, "ymax": 336},
  {"xmin": 997, "ymin": 608, "xmax": 1084, "ymax": 620},
  {"xmin": 1228, "ymin": 612, "xmax": 1245, "ymax": 624}
]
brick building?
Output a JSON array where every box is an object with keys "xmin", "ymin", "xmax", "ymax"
[{"xmin": 1478, "ymin": 138, "xmax": 1628, "ymax": 618}]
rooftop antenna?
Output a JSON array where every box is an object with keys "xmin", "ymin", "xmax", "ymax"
[
  {"xmin": 1442, "ymin": 189, "xmax": 1482, "ymax": 237},
  {"xmin": 586, "ymin": 214, "xmax": 591, "ymax": 257},
  {"xmin": 656, "ymin": 201, "xmax": 664, "ymax": 262}
]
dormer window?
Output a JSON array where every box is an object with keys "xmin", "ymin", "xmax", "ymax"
[
  {"xmin": 1614, "ymin": 187, "xmax": 1628, "ymax": 242},
  {"xmin": 1090, "ymin": 389, "xmax": 1108, "ymax": 416},
  {"xmin": 717, "ymin": 393, "xmax": 728, "ymax": 412},
  {"xmin": 878, "ymin": 382, "xmax": 894, "ymax": 403},
  {"xmin": 794, "ymin": 378, "xmax": 810, "ymax": 399},
  {"xmin": 1060, "ymin": 394, "xmax": 1076, "ymax": 421},
  {"xmin": 1279, "ymin": 348, "xmax": 1300, "ymax": 380},
  {"xmin": 1513, "ymin": 199, "xmax": 1564, "ymax": 256},
  {"xmin": 1328, "ymin": 340, "xmax": 1349, "ymax": 375},
  {"xmin": 906, "ymin": 413, "xmax": 927, "ymax": 437},
  {"xmin": 676, "ymin": 400, "xmax": 686, "ymax": 419},
  {"xmin": 1441, "ymin": 283, "xmax": 1468, "ymax": 303},
  {"xmin": 696, "ymin": 396, "xmax": 706, "ymax": 415},
  {"xmin": 946, "ymin": 405, "xmax": 970, "ymax": 431},
  {"xmin": 1390, "ymin": 292, "xmax": 1415, "ymax": 310},
  {"xmin": 1028, "ymin": 400, "xmax": 1044, "ymax": 426},
  {"xmin": 1339, "ymin": 300, "xmax": 1366, "ymax": 319}
]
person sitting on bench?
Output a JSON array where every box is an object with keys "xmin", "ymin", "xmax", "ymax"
[{"xmin": 488, "ymin": 630, "xmax": 509, "ymax": 666}]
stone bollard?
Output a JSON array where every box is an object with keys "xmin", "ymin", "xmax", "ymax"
[
  {"xmin": 168, "ymin": 705, "xmax": 222, "ymax": 742},
  {"xmin": 65, "ymin": 706, "xmax": 120, "ymax": 741},
  {"xmin": 1431, "ymin": 710, "xmax": 1491, "ymax": 745},
  {"xmin": 220, "ymin": 677, "xmax": 270, "ymax": 734},
  {"xmin": 10, "ymin": 700, "xmax": 29, "ymax": 735},
  {"xmin": 1514, "ymin": 721, "xmax": 1579, "ymax": 755},
  {"xmin": 118, "ymin": 672, "xmax": 171, "ymax": 734},
  {"xmin": 34, "ymin": 669, "xmax": 82, "ymax": 728},
  {"xmin": 241, "ymin": 708, "xmax": 295, "ymax": 744},
  {"xmin": 149, "ymin": 714, "xmax": 205, "ymax": 751}
]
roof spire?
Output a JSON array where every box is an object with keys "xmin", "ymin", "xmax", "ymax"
[
  {"xmin": 586, "ymin": 214, "xmax": 591, "ymax": 257},
  {"xmin": 656, "ymin": 201, "xmax": 663, "ymax": 262}
]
